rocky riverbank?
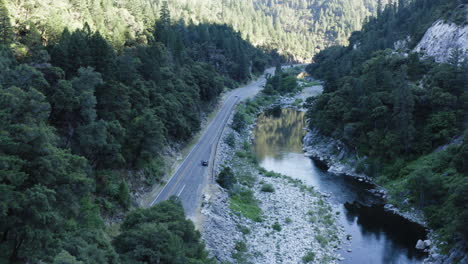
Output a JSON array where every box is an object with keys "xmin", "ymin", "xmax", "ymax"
[
  {"xmin": 302, "ymin": 128, "xmax": 429, "ymax": 225},
  {"xmin": 302, "ymin": 124, "xmax": 468, "ymax": 264},
  {"xmin": 200, "ymin": 96, "xmax": 344, "ymax": 264}
]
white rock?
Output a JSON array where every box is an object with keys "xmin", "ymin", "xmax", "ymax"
[
  {"xmin": 416, "ymin": 239, "xmax": 426, "ymax": 250},
  {"xmin": 414, "ymin": 20, "xmax": 468, "ymax": 63}
]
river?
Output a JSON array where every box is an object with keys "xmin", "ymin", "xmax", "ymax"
[{"xmin": 253, "ymin": 108, "xmax": 427, "ymax": 264}]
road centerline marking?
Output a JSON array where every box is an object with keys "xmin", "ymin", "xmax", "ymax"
[
  {"xmin": 149, "ymin": 67, "xmax": 275, "ymax": 208},
  {"xmin": 177, "ymin": 184, "xmax": 186, "ymax": 197}
]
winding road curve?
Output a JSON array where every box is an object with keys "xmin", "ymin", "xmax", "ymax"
[{"xmin": 150, "ymin": 67, "xmax": 275, "ymax": 217}]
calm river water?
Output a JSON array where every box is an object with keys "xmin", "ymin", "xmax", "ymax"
[{"xmin": 253, "ymin": 108, "xmax": 427, "ymax": 264}]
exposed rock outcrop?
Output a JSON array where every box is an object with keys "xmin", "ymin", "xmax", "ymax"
[
  {"xmin": 414, "ymin": 19, "xmax": 468, "ymax": 63},
  {"xmin": 302, "ymin": 129, "xmax": 370, "ymax": 182},
  {"xmin": 425, "ymin": 239, "xmax": 468, "ymax": 264}
]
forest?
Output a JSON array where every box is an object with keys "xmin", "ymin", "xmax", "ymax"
[
  {"xmin": 5, "ymin": 0, "xmax": 381, "ymax": 62},
  {"xmin": 1, "ymin": 0, "xmax": 466, "ymax": 262},
  {"xmin": 306, "ymin": 0, "xmax": 467, "ymax": 245},
  {"xmin": 0, "ymin": 0, "xmax": 273, "ymax": 262}
]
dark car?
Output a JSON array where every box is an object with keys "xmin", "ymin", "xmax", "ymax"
[{"xmin": 201, "ymin": 160, "xmax": 208, "ymax": 166}]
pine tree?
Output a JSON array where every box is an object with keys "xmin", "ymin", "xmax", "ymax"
[
  {"xmin": 398, "ymin": 0, "xmax": 406, "ymax": 11},
  {"xmin": 160, "ymin": 0, "xmax": 171, "ymax": 27},
  {"xmin": 0, "ymin": 0, "xmax": 13, "ymax": 46},
  {"xmin": 392, "ymin": 68, "xmax": 415, "ymax": 153},
  {"xmin": 155, "ymin": 0, "xmax": 172, "ymax": 45},
  {"xmin": 377, "ymin": 0, "xmax": 383, "ymax": 17},
  {"xmin": 448, "ymin": 47, "xmax": 462, "ymax": 67}
]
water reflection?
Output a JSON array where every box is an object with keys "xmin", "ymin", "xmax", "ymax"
[
  {"xmin": 253, "ymin": 109, "xmax": 427, "ymax": 264},
  {"xmin": 254, "ymin": 108, "xmax": 306, "ymax": 158}
]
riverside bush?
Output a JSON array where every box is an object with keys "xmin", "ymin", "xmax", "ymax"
[
  {"xmin": 230, "ymin": 189, "xmax": 263, "ymax": 222},
  {"xmin": 217, "ymin": 167, "xmax": 237, "ymax": 190},
  {"xmin": 225, "ymin": 132, "xmax": 236, "ymax": 148},
  {"xmin": 234, "ymin": 241, "xmax": 247, "ymax": 252},
  {"xmin": 302, "ymin": 252, "xmax": 316, "ymax": 263},
  {"xmin": 315, "ymin": 234, "xmax": 328, "ymax": 247},
  {"xmin": 272, "ymin": 222, "xmax": 282, "ymax": 231},
  {"xmin": 261, "ymin": 184, "xmax": 275, "ymax": 192}
]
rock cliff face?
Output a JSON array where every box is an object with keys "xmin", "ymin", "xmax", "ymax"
[
  {"xmin": 302, "ymin": 129, "xmax": 370, "ymax": 182},
  {"xmin": 414, "ymin": 19, "xmax": 468, "ymax": 63}
]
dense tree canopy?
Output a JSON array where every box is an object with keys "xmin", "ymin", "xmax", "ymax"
[
  {"xmin": 306, "ymin": 0, "xmax": 467, "ymax": 243},
  {"xmin": 5, "ymin": 0, "xmax": 382, "ymax": 61},
  {"xmin": 114, "ymin": 198, "xmax": 214, "ymax": 264},
  {"xmin": 0, "ymin": 3, "xmax": 272, "ymax": 262},
  {"xmin": 263, "ymin": 64, "xmax": 299, "ymax": 95}
]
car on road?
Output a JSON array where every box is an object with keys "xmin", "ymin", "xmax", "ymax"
[{"xmin": 201, "ymin": 160, "xmax": 208, "ymax": 166}]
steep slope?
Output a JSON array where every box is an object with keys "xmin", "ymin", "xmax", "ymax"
[
  {"xmin": 6, "ymin": 0, "xmax": 380, "ymax": 61},
  {"xmin": 414, "ymin": 19, "xmax": 468, "ymax": 63},
  {"xmin": 305, "ymin": 0, "xmax": 467, "ymax": 260},
  {"xmin": 0, "ymin": 1, "xmax": 272, "ymax": 262}
]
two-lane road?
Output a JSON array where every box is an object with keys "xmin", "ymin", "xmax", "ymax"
[{"xmin": 150, "ymin": 67, "xmax": 275, "ymax": 216}]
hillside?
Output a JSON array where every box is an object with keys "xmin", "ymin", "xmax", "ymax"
[
  {"xmin": 5, "ymin": 0, "xmax": 381, "ymax": 61},
  {"xmin": 2, "ymin": 0, "xmax": 466, "ymax": 263},
  {"xmin": 0, "ymin": 0, "xmax": 272, "ymax": 262},
  {"xmin": 305, "ymin": 0, "xmax": 467, "ymax": 257}
]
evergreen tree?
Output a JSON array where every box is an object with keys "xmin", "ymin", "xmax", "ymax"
[
  {"xmin": 160, "ymin": 1, "xmax": 171, "ymax": 27},
  {"xmin": 0, "ymin": 0, "xmax": 13, "ymax": 46},
  {"xmin": 377, "ymin": 0, "xmax": 383, "ymax": 17},
  {"xmin": 305, "ymin": 0, "xmax": 467, "ymax": 243},
  {"xmin": 392, "ymin": 68, "xmax": 415, "ymax": 153}
]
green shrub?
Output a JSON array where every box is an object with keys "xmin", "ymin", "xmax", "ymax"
[
  {"xmin": 285, "ymin": 217, "xmax": 292, "ymax": 224},
  {"xmin": 118, "ymin": 181, "xmax": 131, "ymax": 209},
  {"xmin": 292, "ymin": 98, "xmax": 303, "ymax": 107},
  {"xmin": 230, "ymin": 189, "xmax": 262, "ymax": 222},
  {"xmin": 238, "ymin": 225, "xmax": 251, "ymax": 235},
  {"xmin": 261, "ymin": 184, "xmax": 275, "ymax": 193},
  {"xmin": 264, "ymin": 171, "xmax": 280, "ymax": 178},
  {"xmin": 315, "ymin": 234, "xmax": 328, "ymax": 247},
  {"xmin": 234, "ymin": 241, "xmax": 247, "ymax": 252},
  {"xmin": 143, "ymin": 157, "xmax": 165, "ymax": 184},
  {"xmin": 225, "ymin": 132, "xmax": 236, "ymax": 148},
  {"xmin": 217, "ymin": 167, "xmax": 237, "ymax": 190},
  {"xmin": 238, "ymin": 171, "xmax": 256, "ymax": 187},
  {"xmin": 321, "ymin": 214, "xmax": 334, "ymax": 227},
  {"xmin": 231, "ymin": 111, "xmax": 247, "ymax": 132},
  {"xmin": 265, "ymin": 105, "xmax": 282, "ymax": 117},
  {"xmin": 272, "ymin": 222, "xmax": 282, "ymax": 231},
  {"xmin": 235, "ymin": 151, "xmax": 248, "ymax": 158},
  {"xmin": 302, "ymin": 252, "xmax": 316, "ymax": 263}
]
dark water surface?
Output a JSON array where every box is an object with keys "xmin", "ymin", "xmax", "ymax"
[{"xmin": 253, "ymin": 109, "xmax": 427, "ymax": 264}]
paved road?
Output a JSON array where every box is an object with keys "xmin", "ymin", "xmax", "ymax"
[{"xmin": 150, "ymin": 67, "xmax": 275, "ymax": 216}]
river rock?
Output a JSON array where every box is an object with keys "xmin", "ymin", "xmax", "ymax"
[
  {"xmin": 416, "ymin": 239, "xmax": 426, "ymax": 250},
  {"xmin": 202, "ymin": 108, "xmax": 345, "ymax": 263},
  {"xmin": 424, "ymin": 239, "xmax": 432, "ymax": 248}
]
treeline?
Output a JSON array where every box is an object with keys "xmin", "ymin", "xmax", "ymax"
[
  {"xmin": 306, "ymin": 0, "xmax": 467, "ymax": 244},
  {"xmin": 5, "ymin": 0, "xmax": 381, "ymax": 62},
  {"xmin": 263, "ymin": 65, "xmax": 299, "ymax": 95},
  {"xmin": 0, "ymin": 1, "xmax": 271, "ymax": 262}
]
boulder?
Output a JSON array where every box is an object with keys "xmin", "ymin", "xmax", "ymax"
[
  {"xmin": 424, "ymin": 239, "xmax": 431, "ymax": 248},
  {"xmin": 415, "ymin": 239, "xmax": 425, "ymax": 250}
]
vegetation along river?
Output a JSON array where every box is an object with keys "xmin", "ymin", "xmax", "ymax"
[{"xmin": 253, "ymin": 108, "xmax": 428, "ymax": 264}]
